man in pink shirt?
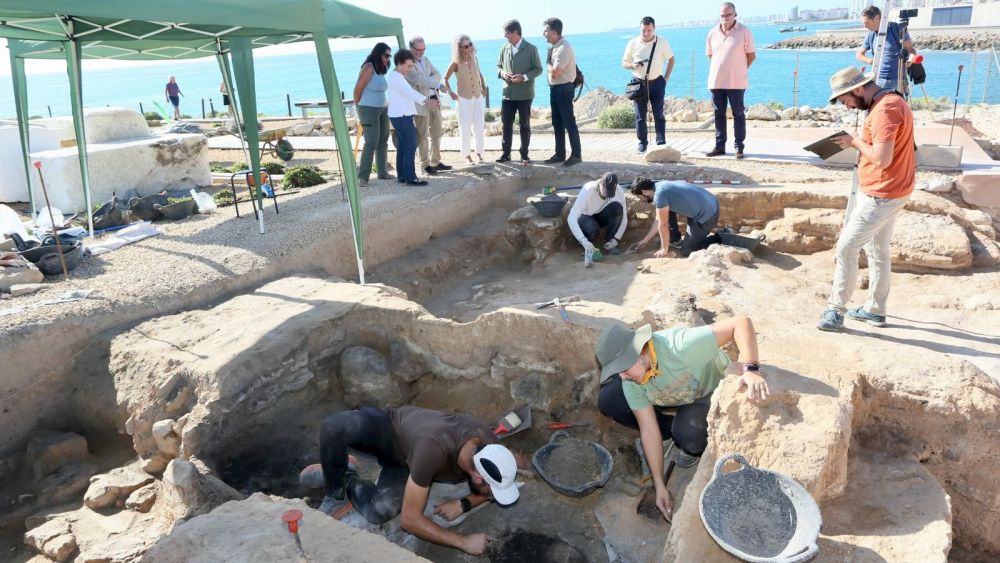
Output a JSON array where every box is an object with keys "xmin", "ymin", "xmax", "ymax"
[{"xmin": 705, "ymin": 2, "xmax": 756, "ymax": 159}]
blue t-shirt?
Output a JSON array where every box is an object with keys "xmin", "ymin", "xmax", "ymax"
[
  {"xmin": 863, "ymin": 22, "xmax": 911, "ymax": 82},
  {"xmin": 652, "ymin": 181, "xmax": 719, "ymax": 225}
]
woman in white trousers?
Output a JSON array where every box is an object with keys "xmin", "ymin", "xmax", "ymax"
[{"xmin": 444, "ymin": 34, "xmax": 486, "ymax": 163}]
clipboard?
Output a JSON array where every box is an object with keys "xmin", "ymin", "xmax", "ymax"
[{"xmin": 803, "ymin": 130, "xmax": 850, "ymax": 160}]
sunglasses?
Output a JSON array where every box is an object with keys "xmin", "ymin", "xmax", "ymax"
[{"xmin": 461, "ymin": 43, "xmax": 473, "ymax": 49}]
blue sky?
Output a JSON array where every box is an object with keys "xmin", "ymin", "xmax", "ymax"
[{"xmin": 0, "ymin": 0, "xmax": 850, "ymax": 76}]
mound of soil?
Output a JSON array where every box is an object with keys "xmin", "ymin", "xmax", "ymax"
[{"xmin": 544, "ymin": 438, "xmax": 604, "ymax": 487}]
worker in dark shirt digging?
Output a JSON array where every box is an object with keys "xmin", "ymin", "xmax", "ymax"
[{"xmin": 299, "ymin": 406, "xmax": 519, "ymax": 556}]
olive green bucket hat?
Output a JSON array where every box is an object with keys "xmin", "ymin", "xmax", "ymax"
[{"xmin": 596, "ymin": 323, "xmax": 653, "ymax": 383}]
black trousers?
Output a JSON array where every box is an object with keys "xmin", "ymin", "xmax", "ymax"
[
  {"xmin": 319, "ymin": 408, "xmax": 409, "ymax": 524},
  {"xmin": 679, "ymin": 209, "xmax": 721, "ymax": 258},
  {"xmin": 579, "ymin": 201, "xmax": 624, "ymax": 244},
  {"xmin": 710, "ymin": 88, "xmax": 746, "ymax": 152},
  {"xmin": 549, "ymin": 83, "xmax": 581, "ymax": 158},
  {"xmin": 501, "ymin": 98, "xmax": 532, "ymax": 160},
  {"xmin": 597, "ymin": 377, "xmax": 712, "ymax": 456}
]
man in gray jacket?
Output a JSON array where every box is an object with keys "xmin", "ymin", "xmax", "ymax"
[
  {"xmin": 407, "ymin": 36, "xmax": 452, "ymax": 175},
  {"xmin": 496, "ymin": 19, "xmax": 543, "ymax": 165}
]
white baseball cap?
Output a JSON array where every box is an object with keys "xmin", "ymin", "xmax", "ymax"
[{"xmin": 473, "ymin": 444, "xmax": 519, "ymax": 505}]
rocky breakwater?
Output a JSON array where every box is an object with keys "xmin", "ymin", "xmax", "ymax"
[{"xmin": 769, "ymin": 31, "xmax": 1000, "ymax": 51}]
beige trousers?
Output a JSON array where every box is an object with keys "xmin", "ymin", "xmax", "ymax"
[{"xmin": 414, "ymin": 106, "xmax": 443, "ymax": 168}]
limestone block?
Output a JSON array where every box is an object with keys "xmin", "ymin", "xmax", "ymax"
[
  {"xmin": 31, "ymin": 108, "xmax": 152, "ymax": 145},
  {"xmin": 745, "ymin": 103, "xmax": 780, "ymax": 121},
  {"xmin": 0, "ymin": 124, "xmax": 62, "ymax": 202},
  {"xmin": 915, "ymin": 144, "xmax": 962, "ymax": 168},
  {"xmin": 338, "ymin": 346, "xmax": 401, "ymax": 406},
  {"xmin": 152, "ymin": 419, "xmax": 181, "ymax": 457},
  {"xmin": 970, "ymin": 231, "xmax": 1000, "ymax": 269},
  {"xmin": 26, "ymin": 430, "xmax": 89, "ymax": 480},
  {"xmin": 890, "ymin": 211, "xmax": 972, "ymax": 272},
  {"xmin": 126, "ymin": 483, "xmax": 158, "ymax": 513},
  {"xmin": 290, "ymin": 123, "xmax": 314, "ymax": 136},
  {"xmin": 24, "ymin": 517, "xmax": 77, "ymax": 562},
  {"xmin": 917, "ymin": 178, "xmax": 955, "ymax": 193},
  {"xmin": 644, "ymin": 146, "xmax": 682, "ymax": 163},
  {"xmin": 84, "ymin": 460, "xmax": 155, "ymax": 509},
  {"xmin": 10, "ymin": 283, "xmax": 45, "ymax": 297},
  {"xmin": 0, "ymin": 262, "xmax": 44, "ymax": 292},
  {"xmin": 140, "ymin": 493, "xmax": 427, "ymax": 563},
  {"xmin": 710, "ymin": 368, "xmax": 858, "ymax": 501},
  {"xmin": 30, "ymin": 133, "xmax": 211, "ymax": 212},
  {"xmin": 155, "ymin": 459, "xmax": 243, "ymax": 524},
  {"xmin": 762, "ymin": 208, "xmax": 843, "ymax": 254},
  {"xmin": 957, "ymin": 169, "xmax": 1000, "ymax": 209}
]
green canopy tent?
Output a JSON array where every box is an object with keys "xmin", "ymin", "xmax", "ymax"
[{"xmin": 1, "ymin": 0, "xmax": 405, "ymax": 284}]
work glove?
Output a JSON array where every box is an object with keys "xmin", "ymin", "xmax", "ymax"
[
  {"xmin": 582, "ymin": 241, "xmax": 596, "ymax": 267},
  {"xmin": 603, "ymin": 239, "xmax": 618, "ymax": 250}
]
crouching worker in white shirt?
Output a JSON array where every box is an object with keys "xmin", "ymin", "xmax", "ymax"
[{"xmin": 568, "ymin": 172, "xmax": 628, "ymax": 266}]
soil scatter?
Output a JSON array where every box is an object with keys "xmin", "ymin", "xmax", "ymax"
[
  {"xmin": 490, "ymin": 532, "xmax": 587, "ymax": 563},
  {"xmin": 544, "ymin": 438, "xmax": 603, "ymax": 487},
  {"xmin": 713, "ymin": 492, "xmax": 797, "ymax": 557}
]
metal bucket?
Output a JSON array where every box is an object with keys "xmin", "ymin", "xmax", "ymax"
[{"xmin": 699, "ymin": 453, "xmax": 821, "ymax": 562}]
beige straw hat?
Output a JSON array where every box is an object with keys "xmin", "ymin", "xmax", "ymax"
[{"xmin": 828, "ymin": 66, "xmax": 874, "ymax": 103}]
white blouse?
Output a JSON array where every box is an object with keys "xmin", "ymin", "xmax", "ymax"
[{"xmin": 387, "ymin": 70, "xmax": 428, "ymax": 118}]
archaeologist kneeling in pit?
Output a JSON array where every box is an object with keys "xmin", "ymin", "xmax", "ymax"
[
  {"xmin": 595, "ymin": 316, "xmax": 769, "ymax": 521},
  {"xmin": 629, "ymin": 177, "xmax": 720, "ymax": 258},
  {"xmin": 567, "ymin": 172, "xmax": 627, "ymax": 266},
  {"xmin": 300, "ymin": 406, "xmax": 518, "ymax": 555}
]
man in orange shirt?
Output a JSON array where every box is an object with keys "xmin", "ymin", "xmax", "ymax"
[{"xmin": 818, "ymin": 67, "xmax": 915, "ymax": 333}]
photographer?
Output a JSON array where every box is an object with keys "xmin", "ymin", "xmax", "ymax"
[
  {"xmin": 855, "ymin": 5, "xmax": 918, "ymax": 93},
  {"xmin": 622, "ymin": 16, "xmax": 674, "ymax": 154}
]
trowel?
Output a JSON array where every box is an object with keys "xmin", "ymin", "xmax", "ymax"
[{"xmin": 492, "ymin": 404, "xmax": 532, "ymax": 440}]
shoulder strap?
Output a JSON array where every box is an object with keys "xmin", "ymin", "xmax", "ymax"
[{"xmin": 644, "ymin": 38, "xmax": 657, "ymax": 80}]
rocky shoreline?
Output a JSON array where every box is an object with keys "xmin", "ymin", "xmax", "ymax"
[{"xmin": 768, "ymin": 31, "xmax": 1000, "ymax": 51}]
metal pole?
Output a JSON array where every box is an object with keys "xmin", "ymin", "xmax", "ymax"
[
  {"xmin": 950, "ymin": 65, "xmax": 964, "ymax": 146},
  {"xmin": 792, "ymin": 52, "xmax": 799, "ymax": 109},
  {"xmin": 966, "ymin": 49, "xmax": 978, "ymax": 107},
  {"xmin": 47, "ymin": 105, "xmax": 52, "ymax": 117},
  {"xmin": 690, "ymin": 50, "xmax": 696, "ymax": 100},
  {"xmin": 209, "ymin": 98, "xmax": 215, "ymax": 116},
  {"xmin": 286, "ymin": 93, "xmax": 292, "ymax": 117},
  {"xmin": 201, "ymin": 98, "xmax": 205, "ymax": 119},
  {"xmin": 139, "ymin": 102, "xmax": 144, "ymax": 115}
]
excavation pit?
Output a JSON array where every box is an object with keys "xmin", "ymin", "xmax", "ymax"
[{"xmin": 1, "ymin": 167, "xmax": 999, "ymax": 562}]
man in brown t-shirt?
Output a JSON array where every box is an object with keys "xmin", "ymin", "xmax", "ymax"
[
  {"xmin": 300, "ymin": 406, "xmax": 519, "ymax": 556},
  {"xmin": 818, "ymin": 67, "xmax": 915, "ymax": 333}
]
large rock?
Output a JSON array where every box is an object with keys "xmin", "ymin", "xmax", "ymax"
[
  {"xmin": 24, "ymin": 517, "xmax": 77, "ymax": 562},
  {"xmin": 140, "ymin": 493, "xmax": 428, "ymax": 563},
  {"xmin": 957, "ymin": 168, "xmax": 1000, "ymax": 209},
  {"xmin": 126, "ymin": 483, "xmax": 158, "ymax": 513},
  {"xmin": 969, "ymin": 230, "xmax": 1000, "ymax": 269},
  {"xmin": 84, "ymin": 460, "xmax": 155, "ymax": 510},
  {"xmin": 745, "ymin": 103, "xmax": 780, "ymax": 121},
  {"xmin": 505, "ymin": 205, "xmax": 566, "ymax": 265},
  {"xmin": 25, "ymin": 430, "xmax": 89, "ymax": 480},
  {"xmin": 290, "ymin": 122, "xmax": 315, "ymax": 136},
  {"xmin": 338, "ymin": 345, "xmax": 401, "ymax": 406},
  {"xmin": 762, "ymin": 208, "xmax": 844, "ymax": 254},
  {"xmin": 644, "ymin": 145, "xmax": 682, "ymax": 163},
  {"xmin": 890, "ymin": 212, "xmax": 972, "ymax": 272},
  {"xmin": 672, "ymin": 109, "xmax": 700, "ymax": 123},
  {"xmin": 156, "ymin": 459, "xmax": 243, "ymax": 524},
  {"xmin": 574, "ymin": 87, "xmax": 621, "ymax": 120},
  {"xmin": 0, "ymin": 257, "xmax": 43, "ymax": 292}
]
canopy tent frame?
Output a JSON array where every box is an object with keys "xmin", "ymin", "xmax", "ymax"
[{"xmin": 1, "ymin": 0, "xmax": 407, "ymax": 285}]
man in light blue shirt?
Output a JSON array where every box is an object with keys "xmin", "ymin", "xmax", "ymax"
[
  {"xmin": 855, "ymin": 5, "xmax": 917, "ymax": 92},
  {"xmin": 630, "ymin": 178, "xmax": 721, "ymax": 258}
]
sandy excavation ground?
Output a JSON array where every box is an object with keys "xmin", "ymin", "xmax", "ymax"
[{"xmin": 1, "ymin": 137, "xmax": 999, "ymax": 563}]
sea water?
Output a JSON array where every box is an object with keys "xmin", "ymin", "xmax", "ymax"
[{"xmin": 1, "ymin": 22, "xmax": 996, "ymax": 119}]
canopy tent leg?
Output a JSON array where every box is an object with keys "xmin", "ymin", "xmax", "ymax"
[
  {"xmin": 314, "ymin": 36, "xmax": 365, "ymax": 285},
  {"xmin": 7, "ymin": 44, "xmax": 37, "ymax": 219},
  {"xmin": 63, "ymin": 38, "xmax": 95, "ymax": 237},
  {"xmin": 215, "ymin": 45, "xmax": 252, "ymax": 175},
  {"xmin": 228, "ymin": 37, "xmax": 265, "ymax": 235}
]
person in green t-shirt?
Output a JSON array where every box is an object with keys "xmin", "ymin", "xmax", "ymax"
[{"xmin": 595, "ymin": 315, "xmax": 769, "ymax": 522}]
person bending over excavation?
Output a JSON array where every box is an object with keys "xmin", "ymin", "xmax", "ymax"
[
  {"xmin": 595, "ymin": 316, "xmax": 769, "ymax": 521},
  {"xmin": 629, "ymin": 177, "xmax": 721, "ymax": 258},
  {"xmin": 568, "ymin": 172, "xmax": 627, "ymax": 267},
  {"xmin": 300, "ymin": 406, "xmax": 518, "ymax": 555}
]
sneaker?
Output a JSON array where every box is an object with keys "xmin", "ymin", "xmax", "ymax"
[
  {"xmin": 299, "ymin": 456, "xmax": 359, "ymax": 490},
  {"xmin": 847, "ymin": 307, "xmax": 887, "ymax": 327},
  {"xmin": 434, "ymin": 163, "xmax": 452, "ymax": 171},
  {"xmin": 705, "ymin": 148, "xmax": 726, "ymax": 157},
  {"xmin": 669, "ymin": 240, "xmax": 682, "ymax": 250},
  {"xmin": 817, "ymin": 309, "xmax": 844, "ymax": 332},
  {"xmin": 318, "ymin": 491, "xmax": 349, "ymax": 515},
  {"xmin": 422, "ymin": 166, "xmax": 438, "ymax": 175},
  {"xmin": 563, "ymin": 156, "xmax": 582, "ymax": 166},
  {"xmin": 637, "ymin": 143, "xmax": 647, "ymax": 154},
  {"xmin": 673, "ymin": 449, "xmax": 700, "ymax": 468},
  {"xmin": 543, "ymin": 155, "xmax": 565, "ymax": 164}
]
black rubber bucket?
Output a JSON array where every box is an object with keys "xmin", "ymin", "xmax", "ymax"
[{"xmin": 532, "ymin": 431, "xmax": 613, "ymax": 497}]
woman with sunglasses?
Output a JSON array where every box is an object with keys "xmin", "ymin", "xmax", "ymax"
[
  {"xmin": 353, "ymin": 43, "xmax": 393, "ymax": 186},
  {"xmin": 387, "ymin": 49, "xmax": 440, "ymax": 186},
  {"xmin": 443, "ymin": 35, "xmax": 487, "ymax": 164}
]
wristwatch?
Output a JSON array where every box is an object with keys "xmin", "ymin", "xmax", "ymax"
[{"xmin": 460, "ymin": 497, "xmax": 473, "ymax": 513}]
